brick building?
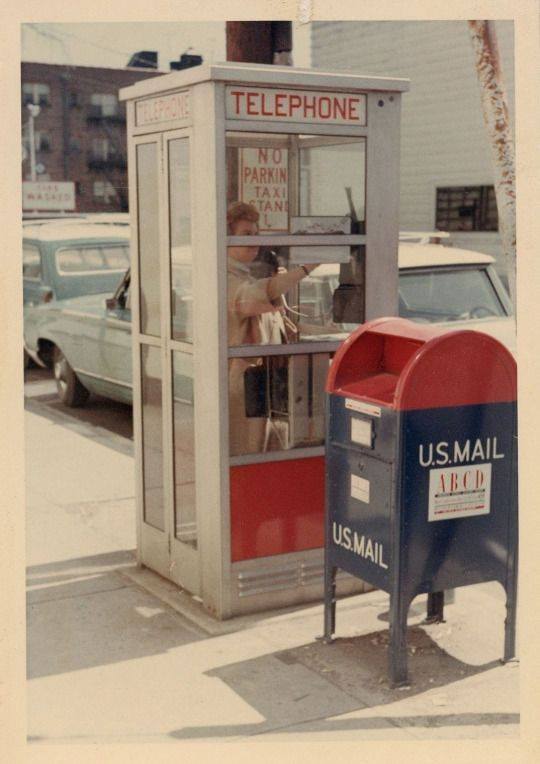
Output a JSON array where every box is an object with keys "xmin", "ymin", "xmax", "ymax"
[{"xmin": 21, "ymin": 62, "xmax": 162, "ymax": 212}]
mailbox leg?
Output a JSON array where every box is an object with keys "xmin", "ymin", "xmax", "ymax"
[
  {"xmin": 323, "ymin": 563, "xmax": 337, "ymax": 643},
  {"xmin": 425, "ymin": 591, "xmax": 445, "ymax": 624},
  {"xmin": 503, "ymin": 559, "xmax": 518, "ymax": 662},
  {"xmin": 389, "ymin": 592, "xmax": 409, "ymax": 687}
]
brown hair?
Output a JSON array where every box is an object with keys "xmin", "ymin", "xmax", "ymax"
[{"xmin": 227, "ymin": 201, "xmax": 259, "ymax": 234}]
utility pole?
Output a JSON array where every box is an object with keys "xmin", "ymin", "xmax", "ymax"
[
  {"xmin": 60, "ymin": 73, "xmax": 70, "ymax": 180},
  {"xmin": 226, "ymin": 21, "xmax": 292, "ymax": 65},
  {"xmin": 468, "ymin": 20, "xmax": 516, "ymax": 312}
]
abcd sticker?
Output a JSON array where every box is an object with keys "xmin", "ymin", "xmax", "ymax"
[{"xmin": 428, "ymin": 463, "xmax": 492, "ymax": 521}]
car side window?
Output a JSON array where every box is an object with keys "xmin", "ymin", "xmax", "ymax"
[
  {"xmin": 102, "ymin": 245, "xmax": 130, "ymax": 270},
  {"xmin": 56, "ymin": 248, "xmax": 86, "ymax": 273},
  {"xmin": 56, "ymin": 245, "xmax": 130, "ymax": 274},
  {"xmin": 23, "ymin": 245, "xmax": 41, "ymax": 280}
]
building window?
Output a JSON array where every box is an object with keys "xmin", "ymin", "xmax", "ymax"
[
  {"xmin": 93, "ymin": 180, "xmax": 117, "ymax": 203},
  {"xmin": 22, "ymin": 83, "xmax": 51, "ymax": 107},
  {"xmin": 90, "ymin": 93, "xmax": 119, "ymax": 117},
  {"xmin": 34, "ymin": 131, "xmax": 52, "ymax": 152},
  {"xmin": 91, "ymin": 138, "xmax": 112, "ymax": 161},
  {"xmin": 436, "ymin": 186, "xmax": 499, "ymax": 232}
]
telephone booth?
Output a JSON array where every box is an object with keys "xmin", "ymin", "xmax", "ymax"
[{"xmin": 120, "ymin": 63, "xmax": 409, "ymax": 618}]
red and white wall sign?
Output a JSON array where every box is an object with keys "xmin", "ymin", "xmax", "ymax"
[
  {"xmin": 23, "ymin": 181, "xmax": 75, "ymax": 211},
  {"xmin": 238, "ymin": 147, "xmax": 288, "ymax": 232},
  {"xmin": 227, "ymin": 86, "xmax": 367, "ymax": 126}
]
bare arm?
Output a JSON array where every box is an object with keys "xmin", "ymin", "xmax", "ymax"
[
  {"xmin": 266, "ymin": 265, "xmax": 316, "ymax": 301},
  {"xmin": 232, "ymin": 265, "xmax": 316, "ymax": 317}
]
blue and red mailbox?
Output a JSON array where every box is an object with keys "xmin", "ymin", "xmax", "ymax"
[{"xmin": 323, "ymin": 317, "xmax": 518, "ymax": 686}]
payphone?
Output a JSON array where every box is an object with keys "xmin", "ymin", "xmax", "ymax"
[{"xmin": 120, "ymin": 63, "xmax": 409, "ymax": 618}]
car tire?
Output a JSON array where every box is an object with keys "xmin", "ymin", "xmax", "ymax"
[
  {"xmin": 53, "ymin": 346, "xmax": 89, "ymax": 407},
  {"xmin": 24, "ymin": 349, "xmax": 34, "ymax": 370}
]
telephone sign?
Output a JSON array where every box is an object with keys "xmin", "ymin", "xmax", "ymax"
[{"xmin": 226, "ymin": 86, "xmax": 367, "ymax": 125}]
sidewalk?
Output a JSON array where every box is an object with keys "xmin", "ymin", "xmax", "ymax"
[{"xmin": 25, "ymin": 406, "xmax": 519, "ymax": 744}]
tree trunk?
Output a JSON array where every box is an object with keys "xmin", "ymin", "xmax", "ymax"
[{"xmin": 468, "ymin": 20, "xmax": 516, "ymax": 312}]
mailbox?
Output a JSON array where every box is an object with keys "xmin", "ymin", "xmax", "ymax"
[{"xmin": 323, "ymin": 317, "xmax": 518, "ymax": 686}]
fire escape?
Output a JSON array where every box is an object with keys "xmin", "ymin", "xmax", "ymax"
[{"xmin": 86, "ymin": 103, "xmax": 128, "ymax": 210}]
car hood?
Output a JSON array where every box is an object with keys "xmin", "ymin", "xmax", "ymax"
[
  {"xmin": 433, "ymin": 317, "xmax": 516, "ymax": 355},
  {"xmin": 32, "ymin": 292, "xmax": 111, "ymax": 316}
]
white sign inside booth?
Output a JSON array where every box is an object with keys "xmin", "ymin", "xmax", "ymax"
[{"xmin": 238, "ymin": 147, "xmax": 288, "ymax": 232}]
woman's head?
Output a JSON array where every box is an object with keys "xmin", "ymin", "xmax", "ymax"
[{"xmin": 227, "ymin": 202, "xmax": 260, "ymax": 263}]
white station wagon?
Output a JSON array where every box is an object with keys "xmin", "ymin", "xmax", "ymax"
[{"xmin": 305, "ymin": 235, "xmax": 515, "ymax": 354}]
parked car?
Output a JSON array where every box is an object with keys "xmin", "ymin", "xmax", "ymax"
[
  {"xmin": 24, "ymin": 241, "xmax": 514, "ymax": 408},
  {"xmin": 23, "ymin": 221, "xmax": 130, "ymax": 367},
  {"xmin": 305, "ymin": 241, "xmax": 515, "ymax": 351},
  {"xmin": 23, "ymin": 221, "xmax": 130, "ymax": 307}
]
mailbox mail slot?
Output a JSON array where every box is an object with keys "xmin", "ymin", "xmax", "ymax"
[{"xmin": 323, "ymin": 317, "xmax": 518, "ymax": 686}]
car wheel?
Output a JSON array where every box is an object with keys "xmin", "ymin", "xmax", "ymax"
[
  {"xmin": 53, "ymin": 346, "xmax": 89, "ymax": 407},
  {"xmin": 24, "ymin": 349, "xmax": 34, "ymax": 370}
]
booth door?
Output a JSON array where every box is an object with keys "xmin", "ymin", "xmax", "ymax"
[{"xmin": 133, "ymin": 131, "xmax": 199, "ymax": 596}]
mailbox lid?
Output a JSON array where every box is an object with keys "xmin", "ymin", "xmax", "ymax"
[{"xmin": 326, "ymin": 317, "xmax": 516, "ymax": 411}]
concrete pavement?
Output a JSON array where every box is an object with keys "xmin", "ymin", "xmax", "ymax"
[{"xmin": 25, "ymin": 397, "xmax": 520, "ymax": 745}]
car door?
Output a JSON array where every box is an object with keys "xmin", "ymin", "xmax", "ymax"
[
  {"xmin": 22, "ymin": 242, "xmax": 48, "ymax": 306},
  {"xmin": 99, "ymin": 272, "xmax": 133, "ymax": 401}
]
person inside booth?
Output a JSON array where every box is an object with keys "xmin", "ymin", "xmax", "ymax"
[{"xmin": 227, "ymin": 201, "xmax": 316, "ymax": 455}]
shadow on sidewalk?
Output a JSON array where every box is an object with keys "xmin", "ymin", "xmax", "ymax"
[
  {"xmin": 25, "ymin": 391, "xmax": 133, "ymax": 455},
  {"xmin": 27, "ymin": 551, "xmax": 205, "ymax": 680},
  {"xmin": 170, "ymin": 711, "xmax": 519, "ymax": 739},
  {"xmin": 169, "ymin": 627, "xmax": 510, "ymax": 739}
]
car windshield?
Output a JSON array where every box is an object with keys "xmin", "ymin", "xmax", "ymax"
[
  {"xmin": 302, "ymin": 263, "xmax": 507, "ymax": 335},
  {"xmin": 398, "ymin": 267, "xmax": 507, "ymax": 323}
]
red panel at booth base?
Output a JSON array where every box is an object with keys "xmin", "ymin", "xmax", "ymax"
[{"xmin": 230, "ymin": 457, "xmax": 325, "ymax": 562}]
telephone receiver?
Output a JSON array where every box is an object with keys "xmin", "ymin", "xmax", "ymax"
[{"xmin": 333, "ymin": 188, "xmax": 365, "ymax": 323}]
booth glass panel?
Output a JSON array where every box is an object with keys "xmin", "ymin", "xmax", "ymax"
[
  {"xmin": 298, "ymin": 139, "xmax": 366, "ymax": 228},
  {"xmin": 228, "ymin": 352, "xmax": 332, "ymax": 456},
  {"xmin": 168, "ymin": 137, "xmax": 193, "ymax": 342},
  {"xmin": 141, "ymin": 344, "xmax": 164, "ymax": 530},
  {"xmin": 136, "ymin": 142, "xmax": 161, "ymax": 337},
  {"xmin": 226, "ymin": 133, "xmax": 366, "ymax": 234},
  {"xmin": 227, "ymin": 245, "xmax": 365, "ymax": 346},
  {"xmin": 172, "ymin": 351, "xmax": 197, "ymax": 547}
]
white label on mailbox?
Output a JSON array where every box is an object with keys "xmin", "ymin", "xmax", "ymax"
[
  {"xmin": 345, "ymin": 398, "xmax": 381, "ymax": 418},
  {"xmin": 226, "ymin": 86, "xmax": 367, "ymax": 125},
  {"xmin": 428, "ymin": 463, "xmax": 492, "ymax": 522},
  {"xmin": 351, "ymin": 474, "xmax": 370, "ymax": 504},
  {"xmin": 351, "ymin": 417, "xmax": 372, "ymax": 447}
]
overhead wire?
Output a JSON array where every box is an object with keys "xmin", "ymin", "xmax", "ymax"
[{"xmin": 24, "ymin": 23, "xmax": 167, "ymax": 69}]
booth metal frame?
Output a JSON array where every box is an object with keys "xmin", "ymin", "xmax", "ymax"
[{"xmin": 121, "ymin": 63, "xmax": 409, "ymax": 618}]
